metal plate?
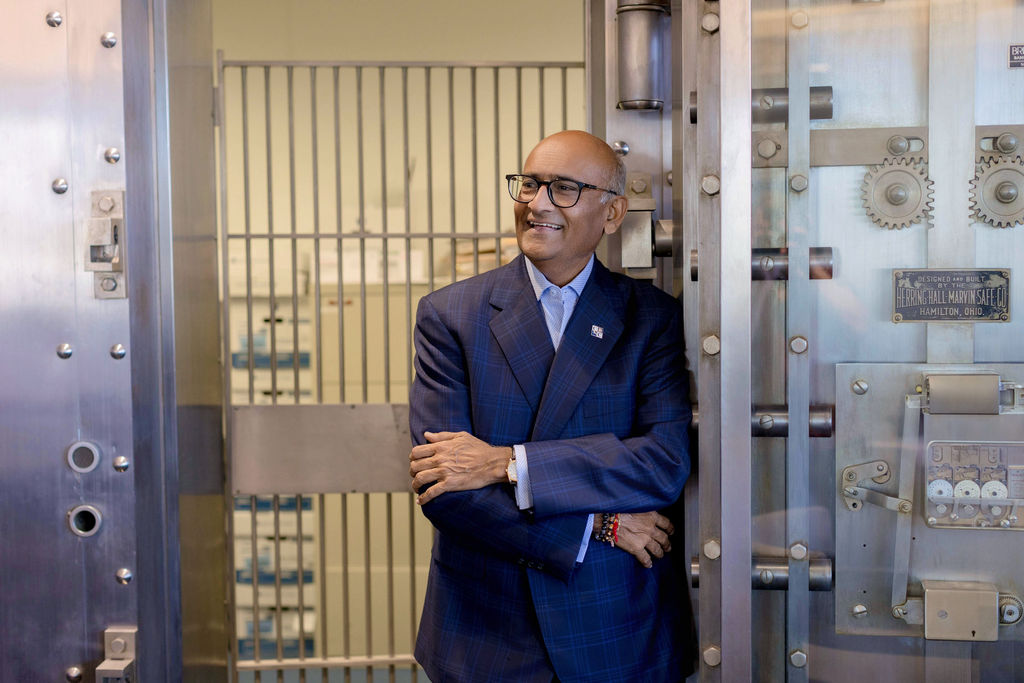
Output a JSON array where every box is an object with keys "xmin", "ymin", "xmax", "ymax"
[{"xmin": 893, "ymin": 269, "xmax": 1010, "ymax": 323}]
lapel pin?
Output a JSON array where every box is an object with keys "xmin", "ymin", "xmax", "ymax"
[{"xmin": 591, "ymin": 325, "xmax": 604, "ymax": 339}]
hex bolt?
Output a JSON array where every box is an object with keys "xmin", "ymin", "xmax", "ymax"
[
  {"xmin": 759, "ymin": 569, "xmax": 774, "ymax": 585},
  {"xmin": 52, "ymin": 178, "xmax": 69, "ymax": 194},
  {"xmin": 886, "ymin": 183, "xmax": 909, "ymax": 206},
  {"xmin": 996, "ymin": 132, "xmax": 1019, "ymax": 154},
  {"xmin": 790, "ymin": 650, "xmax": 808, "ymax": 668},
  {"xmin": 789, "ymin": 543, "xmax": 808, "ymax": 561},
  {"xmin": 887, "ymin": 135, "xmax": 910, "ymax": 155},
  {"xmin": 104, "ymin": 147, "xmax": 121, "ymax": 164},
  {"xmin": 791, "ymin": 11, "xmax": 809, "ymax": 29},
  {"xmin": 703, "ymin": 539, "xmax": 721, "ymax": 560},
  {"xmin": 757, "ymin": 138, "xmax": 778, "ymax": 159},
  {"xmin": 111, "ymin": 637, "xmax": 127, "ymax": 653},
  {"xmin": 113, "ymin": 455, "xmax": 130, "ymax": 472},
  {"xmin": 789, "ymin": 336, "xmax": 808, "ymax": 354},
  {"xmin": 995, "ymin": 181, "xmax": 1019, "ymax": 204},
  {"xmin": 852, "ymin": 379, "xmax": 869, "ymax": 395},
  {"xmin": 630, "ymin": 178, "xmax": 648, "ymax": 194},
  {"xmin": 65, "ymin": 667, "xmax": 83, "ymax": 683},
  {"xmin": 46, "ymin": 11, "xmax": 63, "ymax": 27},
  {"xmin": 789, "ymin": 174, "xmax": 808, "ymax": 192},
  {"xmin": 701, "ymin": 174, "xmax": 721, "ymax": 196},
  {"xmin": 101, "ymin": 32, "xmax": 118, "ymax": 48},
  {"xmin": 759, "ymin": 414, "xmax": 775, "ymax": 431},
  {"xmin": 98, "ymin": 195, "xmax": 116, "ymax": 213},
  {"xmin": 110, "ymin": 343, "xmax": 127, "ymax": 360},
  {"xmin": 611, "ymin": 140, "xmax": 629, "ymax": 157},
  {"xmin": 57, "ymin": 343, "xmax": 73, "ymax": 359},
  {"xmin": 703, "ymin": 646, "xmax": 722, "ymax": 667},
  {"xmin": 852, "ymin": 604, "xmax": 868, "ymax": 618},
  {"xmin": 701, "ymin": 12, "xmax": 720, "ymax": 33},
  {"xmin": 100, "ymin": 277, "xmax": 118, "ymax": 292},
  {"xmin": 702, "ymin": 335, "xmax": 721, "ymax": 356}
]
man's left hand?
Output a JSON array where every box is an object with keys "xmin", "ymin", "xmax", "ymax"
[{"xmin": 410, "ymin": 431, "xmax": 510, "ymax": 505}]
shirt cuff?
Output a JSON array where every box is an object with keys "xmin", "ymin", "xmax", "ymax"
[
  {"xmin": 512, "ymin": 444, "xmax": 533, "ymax": 510},
  {"xmin": 576, "ymin": 514, "xmax": 594, "ymax": 563}
]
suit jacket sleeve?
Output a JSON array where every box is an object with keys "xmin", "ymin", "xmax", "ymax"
[{"xmin": 410, "ymin": 294, "xmax": 590, "ymax": 581}]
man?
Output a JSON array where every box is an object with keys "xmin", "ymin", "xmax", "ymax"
[{"xmin": 408, "ymin": 130, "xmax": 693, "ymax": 682}]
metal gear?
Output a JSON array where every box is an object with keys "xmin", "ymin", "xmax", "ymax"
[
  {"xmin": 971, "ymin": 156, "xmax": 1024, "ymax": 228},
  {"xmin": 862, "ymin": 157, "xmax": 934, "ymax": 230}
]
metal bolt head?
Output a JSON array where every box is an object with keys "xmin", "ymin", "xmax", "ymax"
[
  {"xmin": 791, "ymin": 11, "xmax": 809, "ymax": 28},
  {"xmin": 1000, "ymin": 519, "xmax": 1011, "ymax": 528},
  {"xmin": 100, "ymin": 277, "xmax": 118, "ymax": 292},
  {"xmin": 115, "ymin": 567, "xmax": 133, "ymax": 585},
  {"xmin": 111, "ymin": 637, "xmax": 127, "ymax": 653},
  {"xmin": 703, "ymin": 646, "xmax": 722, "ymax": 667},
  {"xmin": 852, "ymin": 379, "xmax": 869, "ymax": 395},
  {"xmin": 759, "ymin": 255, "xmax": 776, "ymax": 273},
  {"xmin": 927, "ymin": 516, "xmax": 938, "ymax": 526},
  {"xmin": 57, "ymin": 343, "xmax": 73, "ymax": 359},
  {"xmin": 52, "ymin": 178, "xmax": 69, "ymax": 194},
  {"xmin": 789, "ymin": 543, "xmax": 808, "ymax": 560},
  {"xmin": 701, "ymin": 174, "xmax": 721, "ymax": 195},
  {"xmin": 702, "ymin": 335, "xmax": 721, "ymax": 356},
  {"xmin": 701, "ymin": 12, "xmax": 720, "ymax": 33},
  {"xmin": 665, "ymin": 171, "xmax": 673, "ymax": 186},
  {"xmin": 789, "ymin": 336, "xmax": 808, "ymax": 354},
  {"xmin": 611, "ymin": 140, "xmax": 629, "ymax": 156},
  {"xmin": 886, "ymin": 183, "xmax": 909, "ymax": 206},
  {"xmin": 852, "ymin": 604, "xmax": 868, "ymax": 618},
  {"xmin": 101, "ymin": 32, "xmax": 118, "ymax": 48},
  {"xmin": 703, "ymin": 539, "xmax": 721, "ymax": 560},
  {"xmin": 759, "ymin": 414, "xmax": 775, "ymax": 430},
  {"xmin": 104, "ymin": 147, "xmax": 121, "ymax": 164},
  {"xmin": 996, "ymin": 132, "xmax": 1019, "ymax": 154},
  {"xmin": 98, "ymin": 195, "xmax": 116, "ymax": 213},
  {"xmin": 887, "ymin": 135, "xmax": 910, "ymax": 155},
  {"xmin": 790, "ymin": 650, "xmax": 808, "ymax": 668},
  {"xmin": 110, "ymin": 343, "xmax": 127, "ymax": 360},
  {"xmin": 113, "ymin": 455, "xmax": 130, "ymax": 472},
  {"xmin": 995, "ymin": 181, "xmax": 1019, "ymax": 204},
  {"xmin": 845, "ymin": 470, "xmax": 858, "ymax": 481},
  {"xmin": 629, "ymin": 178, "xmax": 648, "ymax": 194},
  {"xmin": 760, "ymin": 95, "xmax": 774, "ymax": 110},
  {"xmin": 898, "ymin": 500, "xmax": 912, "ymax": 513},
  {"xmin": 759, "ymin": 569, "xmax": 775, "ymax": 585},
  {"xmin": 46, "ymin": 11, "xmax": 63, "ymax": 27},
  {"xmin": 789, "ymin": 174, "xmax": 808, "ymax": 192},
  {"xmin": 892, "ymin": 606, "xmax": 907, "ymax": 618},
  {"xmin": 65, "ymin": 667, "xmax": 83, "ymax": 682},
  {"xmin": 757, "ymin": 138, "xmax": 778, "ymax": 159}
]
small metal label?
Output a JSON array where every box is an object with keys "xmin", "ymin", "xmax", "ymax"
[
  {"xmin": 1011, "ymin": 45, "xmax": 1024, "ymax": 69},
  {"xmin": 893, "ymin": 269, "xmax": 1010, "ymax": 323}
]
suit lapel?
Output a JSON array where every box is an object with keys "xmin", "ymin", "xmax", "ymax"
[
  {"xmin": 489, "ymin": 256, "xmax": 554, "ymax": 413},
  {"xmin": 531, "ymin": 261, "xmax": 625, "ymax": 441}
]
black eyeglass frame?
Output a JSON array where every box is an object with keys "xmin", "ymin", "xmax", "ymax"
[{"xmin": 505, "ymin": 173, "xmax": 619, "ymax": 209}]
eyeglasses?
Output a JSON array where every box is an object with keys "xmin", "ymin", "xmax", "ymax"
[{"xmin": 505, "ymin": 174, "xmax": 618, "ymax": 209}]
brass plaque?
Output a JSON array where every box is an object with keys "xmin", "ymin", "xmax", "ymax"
[{"xmin": 892, "ymin": 269, "xmax": 1010, "ymax": 323}]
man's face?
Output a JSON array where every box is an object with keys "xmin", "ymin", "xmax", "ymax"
[{"xmin": 514, "ymin": 134, "xmax": 625, "ymax": 285}]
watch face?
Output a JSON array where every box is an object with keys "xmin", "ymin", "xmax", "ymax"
[{"xmin": 506, "ymin": 459, "xmax": 518, "ymax": 484}]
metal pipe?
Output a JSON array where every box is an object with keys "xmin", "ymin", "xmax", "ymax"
[
  {"xmin": 379, "ymin": 67, "xmax": 391, "ymax": 403},
  {"xmin": 287, "ymin": 66, "xmax": 301, "ymax": 402},
  {"xmin": 616, "ymin": 0, "xmax": 670, "ymax": 110},
  {"xmin": 689, "ymin": 404, "xmax": 834, "ymax": 438},
  {"xmin": 688, "ymin": 86, "xmax": 833, "ymax": 124},
  {"xmin": 265, "ymin": 66, "xmax": 279, "ymax": 407},
  {"xmin": 690, "ymin": 556, "xmax": 833, "ymax": 591},
  {"xmin": 333, "ymin": 66, "xmax": 346, "ymax": 404},
  {"xmin": 689, "ymin": 247, "xmax": 834, "ymax": 281},
  {"xmin": 311, "ymin": 68, "xmax": 323, "ymax": 404}
]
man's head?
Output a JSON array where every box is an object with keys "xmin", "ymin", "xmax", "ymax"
[{"xmin": 512, "ymin": 130, "xmax": 628, "ymax": 286}]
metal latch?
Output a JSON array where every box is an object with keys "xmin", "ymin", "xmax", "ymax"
[
  {"xmin": 620, "ymin": 172, "xmax": 656, "ymax": 271},
  {"xmin": 86, "ymin": 190, "xmax": 127, "ymax": 299},
  {"xmin": 96, "ymin": 625, "xmax": 137, "ymax": 682}
]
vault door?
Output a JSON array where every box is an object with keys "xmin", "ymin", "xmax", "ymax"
[{"xmin": 0, "ymin": 1, "xmax": 163, "ymax": 680}]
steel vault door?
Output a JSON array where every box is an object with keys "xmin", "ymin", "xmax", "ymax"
[{"xmin": 0, "ymin": 1, "xmax": 180, "ymax": 680}]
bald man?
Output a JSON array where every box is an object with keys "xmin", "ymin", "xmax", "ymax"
[{"xmin": 408, "ymin": 131, "xmax": 694, "ymax": 682}]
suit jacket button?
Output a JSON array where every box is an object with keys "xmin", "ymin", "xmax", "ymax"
[{"xmin": 517, "ymin": 558, "xmax": 526, "ymax": 567}]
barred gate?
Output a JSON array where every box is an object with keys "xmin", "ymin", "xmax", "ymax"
[{"xmin": 215, "ymin": 55, "xmax": 586, "ymax": 681}]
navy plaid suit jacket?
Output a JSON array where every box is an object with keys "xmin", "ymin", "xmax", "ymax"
[{"xmin": 411, "ymin": 255, "xmax": 694, "ymax": 683}]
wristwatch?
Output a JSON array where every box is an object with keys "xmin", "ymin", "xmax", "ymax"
[{"xmin": 506, "ymin": 448, "xmax": 518, "ymax": 485}]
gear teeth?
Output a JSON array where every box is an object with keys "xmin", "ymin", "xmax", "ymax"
[
  {"xmin": 862, "ymin": 157, "xmax": 933, "ymax": 230},
  {"xmin": 970, "ymin": 156, "xmax": 1024, "ymax": 228}
]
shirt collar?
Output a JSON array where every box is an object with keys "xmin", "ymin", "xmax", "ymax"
[{"xmin": 525, "ymin": 255, "xmax": 595, "ymax": 301}]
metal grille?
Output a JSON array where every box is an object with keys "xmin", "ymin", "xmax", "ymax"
[{"xmin": 215, "ymin": 55, "xmax": 585, "ymax": 681}]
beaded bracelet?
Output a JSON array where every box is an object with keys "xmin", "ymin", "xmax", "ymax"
[{"xmin": 593, "ymin": 513, "xmax": 620, "ymax": 545}]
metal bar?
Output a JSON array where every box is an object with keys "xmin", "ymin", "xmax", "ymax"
[
  {"xmin": 224, "ymin": 59, "xmax": 585, "ymax": 69},
  {"xmin": 690, "ymin": 556, "xmax": 833, "ymax": 591},
  {"xmin": 539, "ymin": 66, "xmax": 545, "ymax": 140},
  {"xmin": 265, "ymin": 66, "xmax": 279, "ymax": 406},
  {"xmin": 426, "ymin": 69, "xmax": 435, "ymax": 292},
  {"xmin": 402, "ymin": 67, "xmax": 413, "ymax": 389},
  {"xmin": 250, "ymin": 496, "xmax": 262, "ymax": 665},
  {"xmin": 318, "ymin": 494, "xmax": 328, "ymax": 681},
  {"xmin": 719, "ymin": 2, "xmax": 753, "ymax": 679},
  {"xmin": 689, "ymin": 404, "xmax": 834, "ymax": 438},
  {"xmin": 493, "ymin": 67, "xmax": 502, "ymax": 265},
  {"xmin": 357, "ymin": 68, "xmax": 368, "ymax": 403},
  {"xmin": 237, "ymin": 654, "xmax": 418, "ymax": 671},
  {"xmin": 379, "ymin": 67, "xmax": 391, "ymax": 402},
  {"xmin": 333, "ymin": 67, "xmax": 346, "ymax": 403},
  {"xmin": 560, "ymin": 66, "xmax": 568, "ymax": 131},
  {"xmin": 785, "ymin": 1, "xmax": 811, "ymax": 678},
  {"xmin": 341, "ymin": 494, "xmax": 351, "ymax": 668},
  {"xmin": 408, "ymin": 494, "xmax": 417, "ymax": 683},
  {"xmin": 288, "ymin": 66, "xmax": 301, "ymax": 403},
  {"xmin": 241, "ymin": 66, "xmax": 256, "ymax": 405},
  {"xmin": 447, "ymin": 67, "xmax": 456, "ymax": 284},
  {"xmin": 364, "ymin": 495, "xmax": 373, "ymax": 682},
  {"xmin": 891, "ymin": 397, "xmax": 922, "ymax": 608},
  {"xmin": 226, "ymin": 231, "xmax": 514, "ymax": 240},
  {"xmin": 296, "ymin": 495, "xmax": 307, "ymax": 676},
  {"xmin": 311, "ymin": 68, "xmax": 323, "ymax": 404},
  {"xmin": 689, "ymin": 247, "xmax": 834, "ymax": 281},
  {"xmin": 386, "ymin": 493, "xmax": 396, "ymax": 681},
  {"xmin": 471, "ymin": 68, "xmax": 480, "ymax": 275},
  {"xmin": 273, "ymin": 496, "xmax": 284, "ymax": 663},
  {"xmin": 516, "ymin": 67, "xmax": 523, "ymax": 169},
  {"xmin": 688, "ymin": 86, "xmax": 833, "ymax": 124}
]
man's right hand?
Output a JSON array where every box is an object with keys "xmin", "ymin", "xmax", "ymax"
[{"xmin": 594, "ymin": 512, "xmax": 674, "ymax": 568}]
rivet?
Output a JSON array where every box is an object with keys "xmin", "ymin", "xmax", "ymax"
[
  {"xmin": 100, "ymin": 277, "xmax": 118, "ymax": 292},
  {"xmin": 101, "ymin": 32, "xmax": 118, "ymax": 48},
  {"xmin": 115, "ymin": 568, "xmax": 133, "ymax": 585},
  {"xmin": 790, "ymin": 650, "xmax": 807, "ymax": 668},
  {"xmin": 57, "ymin": 343, "xmax": 73, "ymax": 359},
  {"xmin": 46, "ymin": 11, "xmax": 63, "ymax": 27},
  {"xmin": 702, "ymin": 334, "xmax": 721, "ymax": 356},
  {"xmin": 789, "ymin": 336, "xmax": 808, "ymax": 354},
  {"xmin": 844, "ymin": 470, "xmax": 858, "ymax": 481},
  {"xmin": 757, "ymin": 138, "xmax": 778, "ymax": 159},
  {"xmin": 611, "ymin": 140, "xmax": 629, "ymax": 157},
  {"xmin": 65, "ymin": 667, "xmax": 83, "ymax": 682},
  {"xmin": 701, "ymin": 174, "xmax": 721, "ymax": 196},
  {"xmin": 851, "ymin": 379, "xmax": 869, "ymax": 395},
  {"xmin": 703, "ymin": 539, "xmax": 721, "ymax": 560},
  {"xmin": 886, "ymin": 183, "xmax": 909, "ymax": 206},
  {"xmin": 52, "ymin": 178, "xmax": 69, "ymax": 194},
  {"xmin": 701, "ymin": 12, "xmax": 720, "ymax": 33},
  {"xmin": 110, "ymin": 344, "xmax": 127, "ymax": 360},
  {"xmin": 927, "ymin": 516, "xmax": 938, "ymax": 526},
  {"xmin": 789, "ymin": 174, "xmax": 808, "ymax": 192},
  {"xmin": 789, "ymin": 543, "xmax": 807, "ymax": 560},
  {"xmin": 98, "ymin": 195, "xmax": 116, "ymax": 213},
  {"xmin": 887, "ymin": 135, "xmax": 909, "ymax": 155},
  {"xmin": 852, "ymin": 604, "xmax": 868, "ymax": 618},
  {"xmin": 703, "ymin": 646, "xmax": 722, "ymax": 667},
  {"xmin": 791, "ymin": 11, "xmax": 809, "ymax": 28},
  {"xmin": 995, "ymin": 182, "xmax": 1018, "ymax": 204},
  {"xmin": 876, "ymin": 463, "xmax": 885, "ymax": 472},
  {"xmin": 630, "ymin": 178, "xmax": 648, "ymax": 194},
  {"xmin": 665, "ymin": 171, "xmax": 673, "ymax": 186},
  {"xmin": 104, "ymin": 147, "xmax": 121, "ymax": 164},
  {"xmin": 996, "ymin": 133, "xmax": 1019, "ymax": 154},
  {"xmin": 113, "ymin": 455, "xmax": 130, "ymax": 472},
  {"xmin": 1000, "ymin": 519, "xmax": 1011, "ymax": 528}
]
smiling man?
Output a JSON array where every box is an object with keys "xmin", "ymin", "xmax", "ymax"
[{"xmin": 408, "ymin": 130, "xmax": 694, "ymax": 682}]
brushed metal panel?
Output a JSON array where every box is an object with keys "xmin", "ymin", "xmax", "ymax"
[{"xmin": 231, "ymin": 404, "xmax": 412, "ymax": 494}]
